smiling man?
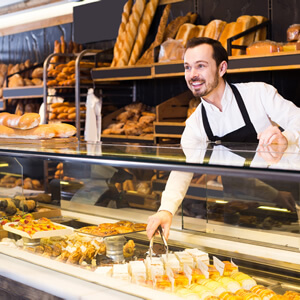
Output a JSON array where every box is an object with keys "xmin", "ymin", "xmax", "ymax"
[{"xmin": 146, "ymin": 37, "xmax": 300, "ymax": 240}]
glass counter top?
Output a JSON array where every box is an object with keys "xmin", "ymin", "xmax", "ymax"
[{"xmin": 0, "ymin": 141, "xmax": 299, "ymax": 175}]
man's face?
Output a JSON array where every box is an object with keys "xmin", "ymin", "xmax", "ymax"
[{"xmin": 184, "ymin": 44, "xmax": 221, "ymax": 98}]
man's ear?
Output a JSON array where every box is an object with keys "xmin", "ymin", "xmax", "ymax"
[{"xmin": 219, "ymin": 61, "xmax": 228, "ymax": 77}]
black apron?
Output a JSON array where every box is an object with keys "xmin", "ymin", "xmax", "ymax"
[{"xmin": 201, "ymin": 83, "xmax": 259, "ymax": 143}]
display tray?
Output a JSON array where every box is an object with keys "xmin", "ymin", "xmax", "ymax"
[
  {"xmin": 0, "ymin": 137, "xmax": 78, "ymax": 145},
  {"xmin": 75, "ymin": 227, "xmax": 146, "ymax": 238},
  {"xmin": 3, "ymin": 222, "xmax": 73, "ymax": 239}
]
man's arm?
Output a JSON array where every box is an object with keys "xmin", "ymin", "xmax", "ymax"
[{"xmin": 146, "ymin": 170, "xmax": 194, "ymax": 239}]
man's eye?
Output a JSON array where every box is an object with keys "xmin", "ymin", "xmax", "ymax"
[
  {"xmin": 197, "ymin": 64, "xmax": 204, "ymax": 68},
  {"xmin": 184, "ymin": 66, "xmax": 190, "ymax": 71}
]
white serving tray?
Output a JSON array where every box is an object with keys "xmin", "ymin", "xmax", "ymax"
[{"xmin": 3, "ymin": 222, "xmax": 74, "ymax": 239}]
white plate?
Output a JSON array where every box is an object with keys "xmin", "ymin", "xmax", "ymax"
[{"xmin": 3, "ymin": 221, "xmax": 73, "ymax": 239}]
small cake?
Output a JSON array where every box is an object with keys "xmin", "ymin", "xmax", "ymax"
[
  {"xmin": 216, "ymin": 276, "xmax": 241, "ymax": 293},
  {"xmin": 250, "ymin": 285, "xmax": 276, "ymax": 300},
  {"xmin": 112, "ymin": 263, "xmax": 130, "ymax": 281},
  {"xmin": 175, "ymin": 251, "xmax": 195, "ymax": 268},
  {"xmin": 236, "ymin": 288, "xmax": 262, "ymax": 300},
  {"xmin": 191, "ymin": 268, "xmax": 206, "ymax": 283},
  {"xmin": 223, "ymin": 261, "xmax": 239, "ymax": 276},
  {"xmin": 198, "ymin": 279, "xmax": 227, "ymax": 296},
  {"xmin": 155, "ymin": 275, "xmax": 172, "ymax": 291},
  {"xmin": 219, "ymin": 291, "xmax": 243, "ymax": 300},
  {"xmin": 184, "ymin": 248, "xmax": 210, "ymax": 265},
  {"xmin": 231, "ymin": 272, "xmax": 257, "ymax": 290},
  {"xmin": 189, "ymin": 284, "xmax": 215, "ymax": 300}
]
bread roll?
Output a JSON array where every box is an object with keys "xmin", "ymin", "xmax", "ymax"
[
  {"xmin": 111, "ymin": 0, "xmax": 133, "ymax": 67},
  {"xmin": 116, "ymin": 0, "xmax": 146, "ymax": 67},
  {"xmin": 203, "ymin": 19, "xmax": 227, "ymax": 40},
  {"xmin": 136, "ymin": 4, "xmax": 171, "ymax": 65},
  {"xmin": 232, "ymin": 15, "xmax": 258, "ymax": 55},
  {"xmin": 0, "ymin": 112, "xmax": 40, "ymax": 129},
  {"xmin": 128, "ymin": 0, "xmax": 159, "ymax": 65},
  {"xmin": 31, "ymin": 67, "xmax": 43, "ymax": 78}
]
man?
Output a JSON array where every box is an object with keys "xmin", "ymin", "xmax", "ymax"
[{"xmin": 146, "ymin": 37, "xmax": 300, "ymax": 240}]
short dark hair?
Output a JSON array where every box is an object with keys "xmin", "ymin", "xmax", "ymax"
[{"xmin": 186, "ymin": 37, "xmax": 228, "ymax": 67}]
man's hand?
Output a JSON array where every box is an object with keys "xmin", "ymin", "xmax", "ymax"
[
  {"xmin": 257, "ymin": 143, "xmax": 287, "ymax": 165},
  {"xmin": 274, "ymin": 191, "xmax": 296, "ymax": 212},
  {"xmin": 258, "ymin": 125, "xmax": 288, "ymax": 145},
  {"xmin": 146, "ymin": 210, "xmax": 173, "ymax": 240}
]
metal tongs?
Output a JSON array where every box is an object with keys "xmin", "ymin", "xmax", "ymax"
[{"xmin": 148, "ymin": 225, "xmax": 169, "ymax": 261}]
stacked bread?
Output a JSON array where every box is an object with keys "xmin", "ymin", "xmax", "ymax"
[
  {"xmin": 111, "ymin": 0, "xmax": 159, "ymax": 67},
  {"xmin": 48, "ymin": 102, "xmax": 86, "ymax": 121},
  {"xmin": 174, "ymin": 15, "xmax": 267, "ymax": 56},
  {"xmin": 0, "ymin": 112, "xmax": 76, "ymax": 139},
  {"xmin": 102, "ymin": 102, "xmax": 155, "ymax": 137}
]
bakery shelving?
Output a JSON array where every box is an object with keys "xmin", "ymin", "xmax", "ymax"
[
  {"xmin": 91, "ymin": 51, "xmax": 300, "ymax": 81},
  {"xmin": 43, "ymin": 49, "xmax": 104, "ymax": 138},
  {"xmin": 2, "ymin": 86, "xmax": 44, "ymax": 99}
]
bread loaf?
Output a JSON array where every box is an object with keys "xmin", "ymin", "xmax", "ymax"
[
  {"xmin": 47, "ymin": 123, "xmax": 77, "ymax": 138},
  {"xmin": 253, "ymin": 16, "xmax": 268, "ymax": 42},
  {"xmin": 203, "ymin": 19, "xmax": 227, "ymax": 40},
  {"xmin": 128, "ymin": 0, "xmax": 159, "ymax": 65},
  {"xmin": 176, "ymin": 23, "xmax": 205, "ymax": 46},
  {"xmin": 136, "ymin": 4, "xmax": 171, "ymax": 65},
  {"xmin": 116, "ymin": 0, "xmax": 146, "ymax": 67},
  {"xmin": 219, "ymin": 22, "xmax": 237, "ymax": 51},
  {"xmin": 163, "ymin": 12, "xmax": 192, "ymax": 41},
  {"xmin": 0, "ymin": 124, "xmax": 56, "ymax": 139},
  {"xmin": 111, "ymin": 0, "xmax": 133, "ymax": 67},
  {"xmin": 0, "ymin": 112, "xmax": 40, "ymax": 129},
  {"xmin": 232, "ymin": 15, "xmax": 258, "ymax": 55}
]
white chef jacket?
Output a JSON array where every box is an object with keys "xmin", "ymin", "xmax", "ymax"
[
  {"xmin": 158, "ymin": 82, "xmax": 300, "ymax": 215},
  {"xmin": 182, "ymin": 81, "xmax": 300, "ymax": 148}
]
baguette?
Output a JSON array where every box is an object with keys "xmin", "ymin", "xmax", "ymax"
[
  {"xmin": 128, "ymin": 0, "xmax": 159, "ymax": 65},
  {"xmin": 136, "ymin": 4, "xmax": 171, "ymax": 65},
  {"xmin": 0, "ymin": 112, "xmax": 40, "ymax": 129},
  {"xmin": 0, "ymin": 124, "xmax": 56, "ymax": 139},
  {"xmin": 116, "ymin": 0, "xmax": 146, "ymax": 67},
  {"xmin": 111, "ymin": 0, "xmax": 133, "ymax": 67}
]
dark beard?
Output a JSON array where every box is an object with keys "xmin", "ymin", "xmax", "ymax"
[{"xmin": 190, "ymin": 71, "xmax": 220, "ymax": 98}]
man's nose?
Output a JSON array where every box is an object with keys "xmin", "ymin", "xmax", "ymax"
[{"xmin": 190, "ymin": 67, "xmax": 198, "ymax": 78}]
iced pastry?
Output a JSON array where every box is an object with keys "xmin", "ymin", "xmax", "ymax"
[{"xmin": 250, "ymin": 285, "xmax": 276, "ymax": 300}]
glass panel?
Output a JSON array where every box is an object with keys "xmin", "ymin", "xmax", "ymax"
[{"xmin": 0, "ymin": 157, "xmax": 23, "ymax": 216}]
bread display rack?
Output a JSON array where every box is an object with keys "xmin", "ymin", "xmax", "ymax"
[{"xmin": 43, "ymin": 49, "xmax": 104, "ymax": 139}]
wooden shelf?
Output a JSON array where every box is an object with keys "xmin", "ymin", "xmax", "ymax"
[
  {"xmin": 2, "ymin": 86, "xmax": 44, "ymax": 99},
  {"xmin": 91, "ymin": 65, "xmax": 153, "ymax": 82},
  {"xmin": 227, "ymin": 51, "xmax": 300, "ymax": 73},
  {"xmin": 91, "ymin": 51, "xmax": 300, "ymax": 82}
]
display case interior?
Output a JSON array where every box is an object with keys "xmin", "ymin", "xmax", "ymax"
[{"xmin": 0, "ymin": 142, "xmax": 299, "ymax": 299}]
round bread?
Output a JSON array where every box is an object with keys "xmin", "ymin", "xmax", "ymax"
[
  {"xmin": 131, "ymin": 223, "xmax": 147, "ymax": 231},
  {"xmin": 116, "ymin": 220, "xmax": 133, "ymax": 227},
  {"xmin": 115, "ymin": 226, "xmax": 133, "ymax": 234}
]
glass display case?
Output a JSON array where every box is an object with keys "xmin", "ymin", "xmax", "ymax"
[{"xmin": 0, "ymin": 141, "xmax": 299, "ymax": 299}]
